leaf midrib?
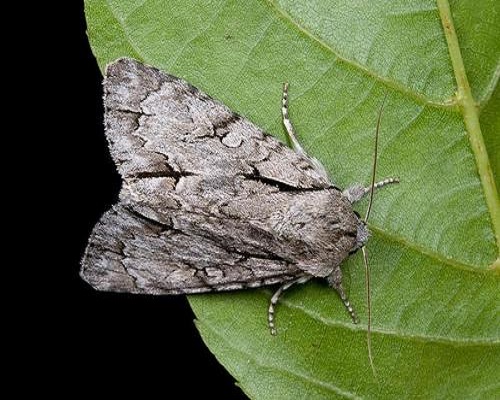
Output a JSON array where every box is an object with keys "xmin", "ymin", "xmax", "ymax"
[{"xmin": 436, "ymin": 0, "xmax": 500, "ymax": 260}]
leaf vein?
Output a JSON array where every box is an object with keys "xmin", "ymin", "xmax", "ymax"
[
  {"xmin": 262, "ymin": 0, "xmax": 457, "ymax": 110},
  {"xmin": 200, "ymin": 320, "xmax": 363, "ymax": 399}
]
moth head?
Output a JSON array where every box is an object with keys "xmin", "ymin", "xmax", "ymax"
[
  {"xmin": 347, "ymin": 211, "xmax": 370, "ymax": 255},
  {"xmin": 355, "ymin": 217, "xmax": 370, "ymax": 250}
]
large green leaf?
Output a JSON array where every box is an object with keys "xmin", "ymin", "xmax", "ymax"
[{"xmin": 85, "ymin": 0, "xmax": 499, "ymax": 398}]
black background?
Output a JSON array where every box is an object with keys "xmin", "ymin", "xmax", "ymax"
[{"xmin": 60, "ymin": 2, "xmax": 248, "ymax": 398}]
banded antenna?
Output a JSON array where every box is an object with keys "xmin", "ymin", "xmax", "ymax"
[{"xmin": 362, "ymin": 93, "xmax": 388, "ymax": 377}]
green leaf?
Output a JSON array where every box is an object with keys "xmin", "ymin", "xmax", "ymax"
[{"xmin": 85, "ymin": 0, "xmax": 499, "ymax": 398}]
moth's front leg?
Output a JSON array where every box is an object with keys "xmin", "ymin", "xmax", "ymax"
[
  {"xmin": 268, "ymin": 275, "xmax": 311, "ymax": 335},
  {"xmin": 281, "ymin": 83, "xmax": 329, "ymax": 181},
  {"xmin": 327, "ymin": 267, "xmax": 359, "ymax": 324}
]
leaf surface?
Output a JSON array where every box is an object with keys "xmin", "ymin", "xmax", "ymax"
[{"xmin": 85, "ymin": 1, "xmax": 500, "ymax": 398}]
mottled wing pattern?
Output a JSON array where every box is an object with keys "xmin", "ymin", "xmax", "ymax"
[
  {"xmin": 83, "ymin": 205, "xmax": 303, "ymax": 293},
  {"xmin": 102, "ymin": 58, "xmax": 329, "ymax": 190},
  {"xmin": 81, "ymin": 58, "xmax": 341, "ymax": 294}
]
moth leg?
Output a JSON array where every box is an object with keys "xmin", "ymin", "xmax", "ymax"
[
  {"xmin": 268, "ymin": 275, "xmax": 311, "ymax": 335},
  {"xmin": 282, "ymin": 82, "xmax": 306, "ymax": 157},
  {"xmin": 327, "ymin": 268, "xmax": 359, "ymax": 323},
  {"xmin": 342, "ymin": 177, "xmax": 399, "ymax": 203},
  {"xmin": 282, "ymin": 83, "xmax": 329, "ymax": 180}
]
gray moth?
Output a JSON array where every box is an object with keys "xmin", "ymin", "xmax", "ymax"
[{"xmin": 81, "ymin": 57, "xmax": 397, "ymax": 334}]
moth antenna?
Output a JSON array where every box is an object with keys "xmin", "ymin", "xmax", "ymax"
[
  {"xmin": 362, "ymin": 246, "xmax": 376, "ymax": 378},
  {"xmin": 362, "ymin": 93, "xmax": 387, "ymax": 379},
  {"xmin": 364, "ymin": 93, "xmax": 388, "ymax": 222}
]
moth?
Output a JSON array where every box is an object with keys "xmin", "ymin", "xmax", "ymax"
[{"xmin": 81, "ymin": 58, "xmax": 397, "ymax": 341}]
